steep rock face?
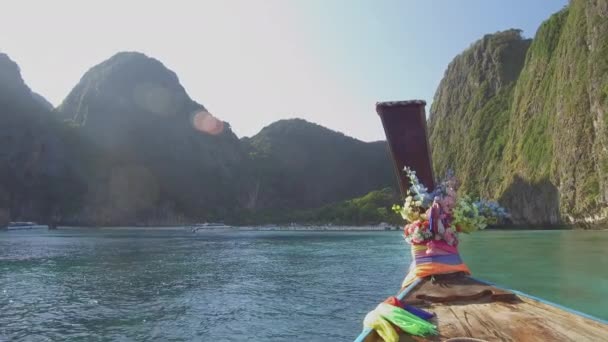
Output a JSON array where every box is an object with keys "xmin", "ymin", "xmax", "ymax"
[
  {"xmin": 428, "ymin": 30, "xmax": 532, "ymax": 200},
  {"xmin": 57, "ymin": 52, "xmax": 248, "ymax": 225},
  {"xmin": 31, "ymin": 92, "xmax": 54, "ymax": 110},
  {"xmin": 503, "ymin": 1, "xmax": 608, "ymax": 223},
  {"xmin": 243, "ymin": 119, "xmax": 394, "ymax": 210},
  {"xmin": 429, "ymin": 0, "xmax": 608, "ymax": 224},
  {"xmin": 0, "ymin": 53, "xmax": 79, "ymax": 225},
  {"xmin": 29, "ymin": 51, "xmax": 397, "ymax": 225}
]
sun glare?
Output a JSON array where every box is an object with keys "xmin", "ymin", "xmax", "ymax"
[{"xmin": 192, "ymin": 110, "xmax": 224, "ymax": 135}]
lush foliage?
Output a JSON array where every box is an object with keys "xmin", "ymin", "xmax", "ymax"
[
  {"xmin": 232, "ymin": 188, "xmax": 402, "ymax": 226},
  {"xmin": 4, "ymin": 0, "xmax": 607, "ymax": 227},
  {"xmin": 0, "ymin": 51, "xmax": 396, "ymax": 226},
  {"xmin": 0, "ymin": 53, "xmax": 86, "ymax": 226},
  {"xmin": 429, "ymin": 1, "xmax": 608, "ymax": 225},
  {"xmin": 55, "ymin": 53, "xmax": 396, "ymax": 225},
  {"xmin": 244, "ymin": 118, "xmax": 394, "ymax": 210}
]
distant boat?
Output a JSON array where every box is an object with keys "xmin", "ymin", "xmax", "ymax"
[
  {"xmin": 4, "ymin": 222, "xmax": 49, "ymax": 230},
  {"xmin": 378, "ymin": 222, "xmax": 397, "ymax": 230},
  {"xmin": 190, "ymin": 222, "xmax": 231, "ymax": 232}
]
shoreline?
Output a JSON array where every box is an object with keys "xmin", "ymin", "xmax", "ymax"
[
  {"xmin": 52, "ymin": 225, "xmax": 608, "ymax": 232},
  {"xmin": 56, "ymin": 225, "xmax": 401, "ymax": 231}
]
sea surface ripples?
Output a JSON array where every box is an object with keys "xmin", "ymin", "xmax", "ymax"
[{"xmin": 1, "ymin": 229, "xmax": 606, "ymax": 341}]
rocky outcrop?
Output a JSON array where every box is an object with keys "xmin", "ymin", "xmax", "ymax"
[
  {"xmin": 429, "ymin": 29, "xmax": 531, "ymax": 197},
  {"xmin": 0, "ymin": 53, "xmax": 80, "ymax": 223},
  {"xmin": 0, "ymin": 51, "xmax": 398, "ymax": 226},
  {"xmin": 243, "ymin": 119, "xmax": 394, "ymax": 210},
  {"xmin": 429, "ymin": 0, "xmax": 608, "ymax": 225},
  {"xmin": 4, "ymin": 0, "xmax": 607, "ymax": 227},
  {"xmin": 56, "ymin": 52, "xmax": 249, "ymax": 225}
]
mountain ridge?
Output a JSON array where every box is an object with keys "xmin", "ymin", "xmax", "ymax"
[
  {"xmin": 55, "ymin": 51, "xmax": 249, "ymax": 225},
  {"xmin": 0, "ymin": 51, "xmax": 396, "ymax": 225},
  {"xmin": 243, "ymin": 117, "xmax": 394, "ymax": 211},
  {"xmin": 2, "ymin": 0, "xmax": 606, "ymax": 227},
  {"xmin": 0, "ymin": 53, "xmax": 83, "ymax": 227}
]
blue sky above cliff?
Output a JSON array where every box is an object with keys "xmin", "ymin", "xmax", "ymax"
[{"xmin": 1, "ymin": 0, "xmax": 566, "ymax": 141}]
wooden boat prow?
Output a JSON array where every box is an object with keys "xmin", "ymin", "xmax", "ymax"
[
  {"xmin": 360, "ymin": 100, "xmax": 608, "ymax": 341},
  {"xmin": 360, "ymin": 273, "xmax": 608, "ymax": 342}
]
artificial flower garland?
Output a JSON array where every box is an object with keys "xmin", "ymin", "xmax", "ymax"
[
  {"xmin": 360, "ymin": 167, "xmax": 510, "ymax": 341},
  {"xmin": 392, "ymin": 167, "xmax": 509, "ymax": 246}
]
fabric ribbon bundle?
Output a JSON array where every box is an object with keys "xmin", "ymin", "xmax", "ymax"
[
  {"xmin": 363, "ymin": 297, "xmax": 437, "ymax": 342},
  {"xmin": 401, "ymin": 240, "xmax": 470, "ymax": 288},
  {"xmin": 362, "ymin": 239, "xmax": 469, "ymax": 341},
  {"xmin": 360, "ymin": 167, "xmax": 506, "ymax": 341}
]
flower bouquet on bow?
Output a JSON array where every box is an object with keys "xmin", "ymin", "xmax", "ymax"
[{"xmin": 393, "ymin": 167, "xmax": 509, "ymax": 288}]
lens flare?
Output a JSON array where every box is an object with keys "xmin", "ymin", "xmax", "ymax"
[{"xmin": 192, "ymin": 111, "xmax": 224, "ymax": 135}]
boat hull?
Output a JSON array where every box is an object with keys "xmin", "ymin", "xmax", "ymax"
[
  {"xmin": 190, "ymin": 225, "xmax": 232, "ymax": 232},
  {"xmin": 5, "ymin": 225, "xmax": 48, "ymax": 230},
  {"xmin": 355, "ymin": 273, "xmax": 607, "ymax": 341}
]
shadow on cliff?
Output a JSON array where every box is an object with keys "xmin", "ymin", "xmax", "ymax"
[{"xmin": 498, "ymin": 175, "xmax": 560, "ymax": 225}]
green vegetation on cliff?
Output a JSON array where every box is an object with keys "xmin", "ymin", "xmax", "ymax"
[
  {"xmin": 0, "ymin": 53, "xmax": 84, "ymax": 226},
  {"xmin": 233, "ymin": 188, "xmax": 401, "ymax": 226},
  {"xmin": 429, "ymin": 29, "xmax": 531, "ymax": 199},
  {"xmin": 2, "ymin": 0, "xmax": 606, "ymax": 227},
  {"xmin": 243, "ymin": 119, "xmax": 394, "ymax": 211},
  {"xmin": 56, "ymin": 52, "xmax": 250, "ymax": 225},
  {"xmin": 0, "ymin": 52, "xmax": 395, "ymax": 226},
  {"xmin": 429, "ymin": 0, "xmax": 608, "ymax": 225},
  {"xmin": 58, "ymin": 54, "xmax": 395, "ymax": 225}
]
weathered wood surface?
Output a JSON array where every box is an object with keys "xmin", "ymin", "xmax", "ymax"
[
  {"xmin": 375, "ymin": 100, "xmax": 435, "ymax": 196},
  {"xmin": 402, "ymin": 275, "xmax": 517, "ymax": 305},
  {"xmin": 363, "ymin": 275, "xmax": 608, "ymax": 342}
]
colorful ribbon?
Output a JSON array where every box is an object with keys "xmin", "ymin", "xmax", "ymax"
[
  {"xmin": 363, "ymin": 301, "xmax": 437, "ymax": 341},
  {"xmin": 401, "ymin": 240, "xmax": 471, "ymax": 288}
]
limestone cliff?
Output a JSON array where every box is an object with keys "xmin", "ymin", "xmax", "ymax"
[
  {"xmin": 429, "ymin": 0, "xmax": 608, "ymax": 225},
  {"xmin": 0, "ymin": 53, "xmax": 81, "ymax": 225},
  {"xmin": 56, "ymin": 52, "xmax": 249, "ymax": 225},
  {"xmin": 243, "ymin": 119, "xmax": 393, "ymax": 210}
]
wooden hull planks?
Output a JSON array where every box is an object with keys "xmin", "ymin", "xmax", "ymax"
[{"xmin": 356, "ymin": 274, "xmax": 608, "ymax": 342}]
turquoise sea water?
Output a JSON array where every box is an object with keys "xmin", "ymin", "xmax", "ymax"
[{"xmin": 0, "ymin": 228, "xmax": 606, "ymax": 341}]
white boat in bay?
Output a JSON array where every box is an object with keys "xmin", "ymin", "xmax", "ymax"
[
  {"xmin": 190, "ymin": 222, "xmax": 232, "ymax": 232},
  {"xmin": 4, "ymin": 222, "xmax": 49, "ymax": 230}
]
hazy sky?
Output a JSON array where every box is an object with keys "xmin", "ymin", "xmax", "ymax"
[{"xmin": 1, "ymin": 0, "xmax": 567, "ymax": 141}]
